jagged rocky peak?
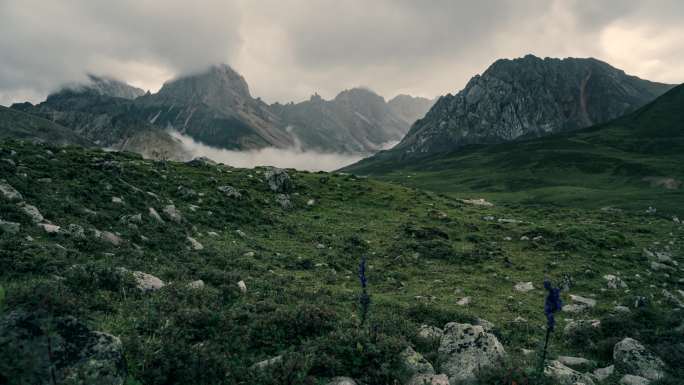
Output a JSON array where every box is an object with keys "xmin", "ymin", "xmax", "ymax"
[
  {"xmin": 393, "ymin": 54, "xmax": 674, "ymax": 156},
  {"xmin": 153, "ymin": 64, "xmax": 252, "ymax": 109},
  {"xmin": 59, "ymin": 74, "xmax": 145, "ymax": 100}
]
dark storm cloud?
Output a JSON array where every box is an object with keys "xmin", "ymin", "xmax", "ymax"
[{"xmin": 1, "ymin": 0, "xmax": 683, "ymax": 106}]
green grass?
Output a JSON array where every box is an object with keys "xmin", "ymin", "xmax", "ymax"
[{"xmin": 0, "ymin": 140, "xmax": 682, "ymax": 384}]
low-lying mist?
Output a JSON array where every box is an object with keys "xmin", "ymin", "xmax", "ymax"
[{"xmin": 170, "ymin": 131, "xmax": 365, "ymax": 172}]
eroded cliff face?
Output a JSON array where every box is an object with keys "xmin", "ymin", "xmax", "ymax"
[{"xmin": 393, "ymin": 55, "xmax": 674, "ymax": 156}]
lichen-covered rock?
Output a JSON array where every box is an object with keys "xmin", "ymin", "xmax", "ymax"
[
  {"xmin": 187, "ymin": 236, "xmax": 204, "ymax": 250},
  {"xmin": 265, "ymin": 168, "xmax": 293, "ymax": 193},
  {"xmin": 438, "ymin": 322, "xmax": 506, "ymax": 384},
  {"xmin": 188, "ymin": 280, "xmax": 205, "ymax": 289},
  {"xmin": 20, "ymin": 203, "xmax": 44, "ymax": 223},
  {"xmin": 0, "ymin": 180, "xmax": 23, "ymax": 201},
  {"xmin": 603, "ymin": 274, "xmax": 628, "ymax": 289},
  {"xmin": 218, "ymin": 185, "xmax": 242, "ymax": 198},
  {"xmin": 592, "ymin": 365, "xmax": 614, "ymax": 382},
  {"xmin": 406, "ymin": 373, "xmax": 450, "ymax": 385},
  {"xmin": 0, "ymin": 311, "xmax": 126, "ymax": 385},
  {"xmin": 514, "ymin": 281, "xmax": 535, "ymax": 292},
  {"xmin": 613, "ymin": 338, "xmax": 666, "ymax": 381},
  {"xmin": 544, "ymin": 360, "xmax": 596, "ymax": 385},
  {"xmin": 276, "ymin": 193, "xmax": 292, "ymax": 209},
  {"xmin": 251, "ymin": 355, "xmax": 283, "ymax": 372},
  {"xmin": 619, "ymin": 374, "xmax": 651, "ymax": 385},
  {"xmin": 163, "ymin": 204, "xmax": 182, "ymax": 223},
  {"xmin": 119, "ymin": 269, "xmax": 165, "ymax": 292},
  {"xmin": 417, "ymin": 324, "xmax": 443, "ymax": 343},
  {"xmin": 326, "ymin": 377, "xmax": 357, "ymax": 385},
  {"xmin": 400, "ymin": 346, "xmax": 434, "ymax": 376}
]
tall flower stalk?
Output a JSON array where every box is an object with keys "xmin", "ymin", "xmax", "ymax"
[
  {"xmin": 358, "ymin": 255, "xmax": 371, "ymax": 327},
  {"xmin": 537, "ymin": 280, "xmax": 562, "ymax": 377}
]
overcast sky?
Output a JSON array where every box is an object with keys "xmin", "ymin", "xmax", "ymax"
[{"xmin": 1, "ymin": 0, "xmax": 683, "ymax": 106}]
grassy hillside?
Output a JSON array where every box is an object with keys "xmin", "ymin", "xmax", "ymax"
[
  {"xmin": 0, "ymin": 140, "xmax": 682, "ymax": 384},
  {"xmin": 343, "ymin": 84, "xmax": 684, "ymax": 216},
  {"xmin": 0, "ymin": 105, "xmax": 92, "ymax": 146}
]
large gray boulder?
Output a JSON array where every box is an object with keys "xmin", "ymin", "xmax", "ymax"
[
  {"xmin": 265, "ymin": 168, "xmax": 293, "ymax": 193},
  {"xmin": 619, "ymin": 374, "xmax": 651, "ymax": 385},
  {"xmin": 544, "ymin": 360, "xmax": 596, "ymax": 385},
  {"xmin": 438, "ymin": 322, "xmax": 506, "ymax": 384},
  {"xmin": 613, "ymin": 338, "xmax": 666, "ymax": 381},
  {"xmin": 20, "ymin": 203, "xmax": 44, "ymax": 223},
  {"xmin": 0, "ymin": 311, "xmax": 126, "ymax": 385},
  {"xmin": 400, "ymin": 346, "xmax": 434, "ymax": 376}
]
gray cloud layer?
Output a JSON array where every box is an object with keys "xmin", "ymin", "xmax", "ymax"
[{"xmin": 1, "ymin": 0, "xmax": 683, "ymax": 106}]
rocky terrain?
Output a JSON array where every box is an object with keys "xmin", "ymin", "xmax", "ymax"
[
  {"xmin": 0, "ymin": 139, "xmax": 682, "ymax": 384},
  {"xmin": 388, "ymin": 55, "xmax": 673, "ymax": 158}
]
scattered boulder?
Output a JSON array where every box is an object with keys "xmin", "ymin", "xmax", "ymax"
[
  {"xmin": 188, "ymin": 280, "xmax": 205, "ymax": 290},
  {"xmin": 619, "ymin": 374, "xmax": 651, "ymax": 385},
  {"xmin": 563, "ymin": 319, "xmax": 601, "ymax": 341},
  {"xmin": 163, "ymin": 205, "xmax": 182, "ymax": 223},
  {"xmin": 0, "ymin": 219, "xmax": 20, "ymax": 234},
  {"xmin": 186, "ymin": 157, "xmax": 216, "ymax": 167},
  {"xmin": 461, "ymin": 198, "xmax": 493, "ymax": 207},
  {"xmin": 276, "ymin": 193, "xmax": 292, "ymax": 209},
  {"xmin": 456, "ymin": 296, "xmax": 471, "ymax": 306},
  {"xmin": 218, "ymin": 185, "xmax": 242, "ymax": 198},
  {"xmin": 613, "ymin": 338, "xmax": 666, "ymax": 381},
  {"xmin": 264, "ymin": 168, "xmax": 293, "ymax": 193},
  {"xmin": 592, "ymin": 365, "xmax": 614, "ymax": 382},
  {"xmin": 111, "ymin": 196, "xmax": 124, "ymax": 204},
  {"xmin": 128, "ymin": 270, "xmax": 165, "ymax": 292},
  {"xmin": 563, "ymin": 294, "xmax": 597, "ymax": 313},
  {"xmin": 514, "ymin": 281, "xmax": 535, "ymax": 293},
  {"xmin": 474, "ymin": 318, "xmax": 495, "ymax": 332},
  {"xmin": 661, "ymin": 289, "xmax": 684, "ymax": 308},
  {"xmin": 101, "ymin": 231, "xmax": 123, "ymax": 246},
  {"xmin": 237, "ymin": 280, "xmax": 247, "ymax": 293},
  {"xmin": 326, "ymin": 377, "xmax": 357, "ymax": 385},
  {"xmin": 38, "ymin": 223, "xmax": 61, "ymax": 234},
  {"xmin": 406, "ymin": 374, "xmax": 450, "ymax": 385},
  {"xmin": 187, "ymin": 236, "xmax": 204, "ymax": 251},
  {"xmin": 148, "ymin": 207, "xmax": 164, "ymax": 223},
  {"xmin": 63, "ymin": 224, "xmax": 86, "ymax": 239},
  {"xmin": 557, "ymin": 356, "xmax": 596, "ymax": 371},
  {"xmin": 544, "ymin": 360, "xmax": 596, "ymax": 385},
  {"xmin": 251, "ymin": 355, "xmax": 283, "ymax": 372},
  {"xmin": 0, "ymin": 311, "xmax": 127, "ymax": 385},
  {"xmin": 604, "ymin": 274, "xmax": 628, "ymax": 289},
  {"xmin": 400, "ymin": 346, "xmax": 434, "ymax": 376},
  {"xmin": 649, "ymin": 261, "xmax": 673, "ymax": 272},
  {"xmin": 0, "ymin": 180, "xmax": 23, "ymax": 201},
  {"xmin": 177, "ymin": 186, "xmax": 197, "ymax": 199},
  {"xmin": 20, "ymin": 203, "xmax": 44, "ymax": 223},
  {"xmin": 416, "ymin": 324, "xmax": 443, "ymax": 343},
  {"xmin": 438, "ymin": 322, "xmax": 506, "ymax": 384}
]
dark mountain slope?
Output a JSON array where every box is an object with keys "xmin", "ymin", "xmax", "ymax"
[
  {"xmin": 343, "ymin": 83, "xmax": 684, "ymax": 213},
  {"xmin": 0, "ymin": 105, "xmax": 92, "ymax": 146}
]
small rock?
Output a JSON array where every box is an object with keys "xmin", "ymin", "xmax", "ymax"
[
  {"xmin": 592, "ymin": 365, "xmax": 614, "ymax": 382},
  {"xmin": 544, "ymin": 360, "xmax": 595, "ymax": 385},
  {"xmin": 474, "ymin": 318, "xmax": 495, "ymax": 332},
  {"xmin": 0, "ymin": 180, "xmax": 23, "ymax": 201},
  {"xmin": 614, "ymin": 305, "xmax": 631, "ymax": 313},
  {"xmin": 570, "ymin": 294, "xmax": 597, "ymax": 308},
  {"xmin": 557, "ymin": 356, "xmax": 596, "ymax": 371},
  {"xmin": 188, "ymin": 280, "xmax": 205, "ymax": 290},
  {"xmin": 416, "ymin": 324, "xmax": 444, "ymax": 343},
  {"xmin": 218, "ymin": 185, "xmax": 241, "ymax": 198},
  {"xmin": 461, "ymin": 198, "xmax": 493, "ymax": 207},
  {"xmin": 111, "ymin": 196, "xmax": 124, "ymax": 204},
  {"xmin": 604, "ymin": 274, "xmax": 628, "ymax": 289},
  {"xmin": 619, "ymin": 374, "xmax": 651, "ymax": 385},
  {"xmin": 236, "ymin": 229, "xmax": 247, "ymax": 238},
  {"xmin": 514, "ymin": 281, "xmax": 535, "ymax": 293},
  {"xmin": 649, "ymin": 261, "xmax": 673, "ymax": 272},
  {"xmin": 276, "ymin": 193, "xmax": 292, "ymax": 209},
  {"xmin": 126, "ymin": 270, "xmax": 165, "ymax": 292},
  {"xmin": 307, "ymin": 199, "xmax": 315, "ymax": 206},
  {"xmin": 400, "ymin": 346, "xmax": 435, "ymax": 376},
  {"xmin": 101, "ymin": 231, "xmax": 122, "ymax": 246},
  {"xmin": 163, "ymin": 205, "xmax": 182, "ymax": 223},
  {"xmin": 456, "ymin": 296, "xmax": 471, "ymax": 306},
  {"xmin": 251, "ymin": 355, "xmax": 283, "ymax": 372},
  {"xmin": 149, "ymin": 207, "xmax": 164, "ymax": 223},
  {"xmin": 176, "ymin": 186, "xmax": 197, "ymax": 199},
  {"xmin": 237, "ymin": 280, "xmax": 247, "ymax": 293},
  {"xmin": 38, "ymin": 223, "xmax": 61, "ymax": 234},
  {"xmin": 326, "ymin": 377, "xmax": 357, "ymax": 385},
  {"xmin": 187, "ymin": 236, "xmax": 204, "ymax": 251},
  {"xmin": 243, "ymin": 251, "xmax": 255, "ymax": 258},
  {"xmin": 20, "ymin": 203, "xmax": 44, "ymax": 223},
  {"xmin": 406, "ymin": 374, "xmax": 449, "ymax": 385}
]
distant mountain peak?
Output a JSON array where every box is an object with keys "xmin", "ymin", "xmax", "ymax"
[{"xmin": 56, "ymin": 74, "xmax": 145, "ymax": 100}]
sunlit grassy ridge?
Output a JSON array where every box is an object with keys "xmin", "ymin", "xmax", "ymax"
[{"xmin": 0, "ymin": 139, "xmax": 682, "ymax": 384}]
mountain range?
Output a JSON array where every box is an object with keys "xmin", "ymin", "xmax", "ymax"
[
  {"xmin": 388, "ymin": 55, "xmax": 673, "ymax": 159},
  {"xmin": 6, "ymin": 65, "xmax": 433, "ymax": 157}
]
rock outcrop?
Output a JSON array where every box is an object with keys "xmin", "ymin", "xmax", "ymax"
[{"xmin": 438, "ymin": 322, "xmax": 505, "ymax": 384}]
